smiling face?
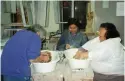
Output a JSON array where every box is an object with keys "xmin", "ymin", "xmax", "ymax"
[
  {"xmin": 98, "ymin": 27, "xmax": 107, "ymax": 42},
  {"xmin": 69, "ymin": 24, "xmax": 78, "ymax": 34}
]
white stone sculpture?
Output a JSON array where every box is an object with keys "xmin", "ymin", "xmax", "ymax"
[{"xmin": 85, "ymin": 12, "xmax": 94, "ymax": 33}]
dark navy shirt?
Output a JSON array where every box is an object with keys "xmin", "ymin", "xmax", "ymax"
[{"xmin": 1, "ymin": 30, "xmax": 41, "ymax": 77}]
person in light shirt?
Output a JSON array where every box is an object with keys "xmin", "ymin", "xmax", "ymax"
[{"xmin": 74, "ymin": 22, "xmax": 124, "ymax": 81}]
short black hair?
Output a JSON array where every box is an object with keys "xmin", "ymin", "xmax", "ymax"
[
  {"xmin": 100, "ymin": 22, "xmax": 120, "ymax": 39},
  {"xmin": 67, "ymin": 18, "xmax": 81, "ymax": 29}
]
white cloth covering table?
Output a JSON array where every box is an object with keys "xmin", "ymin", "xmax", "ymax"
[{"xmin": 31, "ymin": 58, "xmax": 94, "ymax": 81}]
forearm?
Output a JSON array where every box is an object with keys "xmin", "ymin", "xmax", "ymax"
[
  {"xmin": 29, "ymin": 56, "xmax": 40, "ymax": 63},
  {"xmin": 78, "ymin": 47, "xmax": 88, "ymax": 52},
  {"xmin": 74, "ymin": 49, "xmax": 89, "ymax": 59},
  {"xmin": 57, "ymin": 44, "xmax": 66, "ymax": 51}
]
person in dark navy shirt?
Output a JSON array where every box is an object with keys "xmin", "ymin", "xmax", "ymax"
[{"xmin": 1, "ymin": 24, "xmax": 46, "ymax": 81}]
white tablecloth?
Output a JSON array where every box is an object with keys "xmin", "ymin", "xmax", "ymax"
[{"xmin": 31, "ymin": 58, "xmax": 94, "ymax": 81}]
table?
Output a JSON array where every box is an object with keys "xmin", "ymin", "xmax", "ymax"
[{"xmin": 31, "ymin": 58, "xmax": 94, "ymax": 81}]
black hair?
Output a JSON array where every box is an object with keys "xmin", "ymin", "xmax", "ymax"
[
  {"xmin": 67, "ymin": 18, "xmax": 81, "ymax": 29},
  {"xmin": 100, "ymin": 22, "xmax": 120, "ymax": 39}
]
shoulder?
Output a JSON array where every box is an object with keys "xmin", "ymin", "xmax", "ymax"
[
  {"xmin": 61, "ymin": 30, "xmax": 69, "ymax": 36},
  {"xmin": 10, "ymin": 30, "xmax": 32, "ymax": 39},
  {"xmin": 78, "ymin": 31, "xmax": 87, "ymax": 37},
  {"xmin": 101, "ymin": 37, "xmax": 121, "ymax": 48},
  {"xmin": 22, "ymin": 30, "xmax": 41, "ymax": 41},
  {"xmin": 31, "ymin": 33, "xmax": 41, "ymax": 41},
  {"xmin": 79, "ymin": 31, "xmax": 84, "ymax": 34},
  {"xmin": 16, "ymin": 30, "xmax": 32, "ymax": 35},
  {"xmin": 63, "ymin": 30, "xmax": 69, "ymax": 34}
]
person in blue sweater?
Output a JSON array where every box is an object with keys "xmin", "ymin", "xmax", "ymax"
[
  {"xmin": 56, "ymin": 18, "xmax": 88, "ymax": 51},
  {"xmin": 1, "ymin": 24, "xmax": 46, "ymax": 81}
]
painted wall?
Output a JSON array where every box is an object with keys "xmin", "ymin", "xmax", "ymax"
[{"xmin": 94, "ymin": 1, "xmax": 124, "ymax": 44}]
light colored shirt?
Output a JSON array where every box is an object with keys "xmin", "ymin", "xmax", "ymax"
[{"xmin": 82, "ymin": 37, "xmax": 124, "ymax": 75}]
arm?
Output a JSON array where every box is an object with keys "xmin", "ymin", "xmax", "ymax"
[
  {"xmin": 76, "ymin": 44, "xmax": 111, "ymax": 61},
  {"xmin": 88, "ymin": 44, "xmax": 112, "ymax": 61},
  {"xmin": 56, "ymin": 33, "xmax": 66, "ymax": 51},
  {"xmin": 27, "ymin": 34, "xmax": 41, "ymax": 62},
  {"xmin": 81, "ymin": 37, "xmax": 99, "ymax": 50},
  {"xmin": 80, "ymin": 33, "xmax": 89, "ymax": 46},
  {"xmin": 74, "ymin": 37, "xmax": 99, "ymax": 59}
]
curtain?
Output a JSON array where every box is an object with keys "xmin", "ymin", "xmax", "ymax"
[
  {"xmin": 34, "ymin": 1, "xmax": 49, "ymax": 27},
  {"xmin": 53, "ymin": 1, "xmax": 60, "ymax": 24}
]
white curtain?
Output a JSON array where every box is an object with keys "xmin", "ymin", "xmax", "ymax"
[
  {"xmin": 5, "ymin": 1, "xmax": 11, "ymax": 12},
  {"xmin": 34, "ymin": 1, "xmax": 48, "ymax": 27},
  {"xmin": 25, "ymin": 2, "xmax": 33, "ymax": 25},
  {"xmin": 53, "ymin": 1, "xmax": 60, "ymax": 23},
  {"xmin": 29, "ymin": 1, "xmax": 36, "ymax": 25},
  {"xmin": 11, "ymin": 1, "xmax": 16, "ymax": 13}
]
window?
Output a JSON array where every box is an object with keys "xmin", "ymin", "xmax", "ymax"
[
  {"xmin": 74, "ymin": 1, "xmax": 88, "ymax": 30},
  {"xmin": 60, "ymin": 1, "xmax": 89, "ymax": 31}
]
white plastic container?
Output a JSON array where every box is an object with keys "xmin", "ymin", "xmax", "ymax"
[
  {"xmin": 64, "ymin": 48, "xmax": 90, "ymax": 69},
  {"xmin": 31, "ymin": 50, "xmax": 60, "ymax": 73}
]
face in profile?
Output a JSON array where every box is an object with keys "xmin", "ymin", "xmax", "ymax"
[
  {"xmin": 98, "ymin": 27, "xmax": 107, "ymax": 42},
  {"xmin": 69, "ymin": 24, "xmax": 78, "ymax": 34},
  {"xmin": 37, "ymin": 32, "xmax": 46, "ymax": 40}
]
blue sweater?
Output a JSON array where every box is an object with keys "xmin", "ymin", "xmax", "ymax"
[
  {"xmin": 56, "ymin": 30, "xmax": 88, "ymax": 51},
  {"xmin": 1, "ymin": 30, "xmax": 41, "ymax": 77}
]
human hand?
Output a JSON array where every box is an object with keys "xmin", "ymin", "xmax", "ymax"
[
  {"xmin": 78, "ymin": 47, "xmax": 88, "ymax": 52},
  {"xmin": 73, "ymin": 51, "xmax": 83, "ymax": 59},
  {"xmin": 66, "ymin": 44, "xmax": 71, "ymax": 49},
  {"xmin": 32, "ymin": 52, "xmax": 51, "ymax": 63},
  {"xmin": 39, "ymin": 52, "xmax": 51, "ymax": 62},
  {"xmin": 73, "ymin": 51, "xmax": 88, "ymax": 59},
  {"xmin": 79, "ymin": 52, "xmax": 88, "ymax": 59}
]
